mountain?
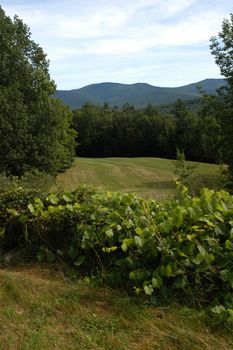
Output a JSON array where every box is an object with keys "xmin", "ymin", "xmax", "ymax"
[{"xmin": 55, "ymin": 78, "xmax": 226, "ymax": 109}]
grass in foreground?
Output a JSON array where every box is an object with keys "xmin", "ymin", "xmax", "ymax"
[
  {"xmin": 0, "ymin": 265, "xmax": 232, "ymax": 350},
  {"xmin": 56, "ymin": 157, "xmax": 221, "ymax": 200}
]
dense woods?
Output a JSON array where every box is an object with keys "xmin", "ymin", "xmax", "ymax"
[{"xmin": 72, "ymin": 98, "xmax": 222, "ymax": 164}]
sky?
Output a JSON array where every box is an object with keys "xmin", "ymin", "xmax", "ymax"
[{"xmin": 1, "ymin": 0, "xmax": 233, "ymax": 90}]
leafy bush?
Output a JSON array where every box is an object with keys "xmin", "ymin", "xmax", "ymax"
[{"xmin": 0, "ymin": 184, "xmax": 233, "ymax": 326}]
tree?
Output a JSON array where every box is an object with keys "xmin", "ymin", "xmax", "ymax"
[
  {"xmin": 210, "ymin": 14, "xmax": 233, "ymax": 90},
  {"xmin": 172, "ymin": 99, "xmax": 197, "ymax": 159},
  {"xmin": 209, "ymin": 14, "xmax": 233, "ymax": 179},
  {"xmin": 0, "ymin": 7, "xmax": 76, "ymax": 175}
]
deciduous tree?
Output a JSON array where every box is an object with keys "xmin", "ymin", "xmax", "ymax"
[
  {"xmin": 0, "ymin": 7, "xmax": 76, "ymax": 175},
  {"xmin": 210, "ymin": 14, "xmax": 233, "ymax": 178}
]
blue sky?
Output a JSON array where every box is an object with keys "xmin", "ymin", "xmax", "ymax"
[{"xmin": 1, "ymin": 0, "xmax": 232, "ymax": 90}]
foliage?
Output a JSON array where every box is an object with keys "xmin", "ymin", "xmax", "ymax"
[
  {"xmin": 0, "ymin": 185, "xmax": 233, "ymax": 327},
  {"xmin": 0, "ymin": 7, "xmax": 76, "ymax": 175}
]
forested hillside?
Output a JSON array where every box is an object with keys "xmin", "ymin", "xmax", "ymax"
[{"xmin": 55, "ymin": 78, "xmax": 226, "ymax": 108}]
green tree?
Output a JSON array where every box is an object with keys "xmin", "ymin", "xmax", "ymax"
[
  {"xmin": 210, "ymin": 14, "xmax": 233, "ymax": 90},
  {"xmin": 194, "ymin": 93, "xmax": 223, "ymax": 163},
  {"xmin": 0, "ymin": 7, "xmax": 76, "ymax": 175},
  {"xmin": 172, "ymin": 99, "xmax": 197, "ymax": 159},
  {"xmin": 209, "ymin": 14, "xmax": 233, "ymax": 179}
]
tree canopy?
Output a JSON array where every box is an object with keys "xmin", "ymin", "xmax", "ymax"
[{"xmin": 0, "ymin": 7, "xmax": 76, "ymax": 176}]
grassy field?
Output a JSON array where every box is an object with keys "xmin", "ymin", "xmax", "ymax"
[
  {"xmin": 56, "ymin": 157, "xmax": 221, "ymax": 200},
  {"xmin": 0, "ymin": 265, "xmax": 232, "ymax": 350}
]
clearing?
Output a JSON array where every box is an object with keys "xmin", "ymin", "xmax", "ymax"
[{"xmin": 57, "ymin": 157, "xmax": 221, "ymax": 200}]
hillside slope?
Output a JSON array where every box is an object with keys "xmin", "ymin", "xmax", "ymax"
[{"xmin": 55, "ymin": 78, "xmax": 226, "ymax": 108}]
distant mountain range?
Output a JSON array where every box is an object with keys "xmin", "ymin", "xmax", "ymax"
[{"xmin": 55, "ymin": 78, "xmax": 226, "ymax": 109}]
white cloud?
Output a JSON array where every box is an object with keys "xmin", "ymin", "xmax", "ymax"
[
  {"xmin": 4, "ymin": 1, "xmax": 229, "ymax": 49},
  {"xmin": 57, "ymin": 8, "xmax": 129, "ymax": 39},
  {"xmin": 2, "ymin": 0, "xmax": 231, "ymax": 88},
  {"xmin": 147, "ymin": 10, "xmax": 226, "ymax": 47},
  {"xmin": 3, "ymin": 1, "xmax": 200, "ymax": 41},
  {"xmin": 75, "ymin": 8, "xmax": 227, "ymax": 56}
]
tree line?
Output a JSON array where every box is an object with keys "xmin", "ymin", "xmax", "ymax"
[{"xmin": 72, "ymin": 98, "xmax": 222, "ymax": 164}]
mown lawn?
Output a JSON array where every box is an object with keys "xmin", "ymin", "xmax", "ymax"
[
  {"xmin": 0, "ymin": 265, "xmax": 232, "ymax": 350},
  {"xmin": 56, "ymin": 157, "xmax": 221, "ymax": 200}
]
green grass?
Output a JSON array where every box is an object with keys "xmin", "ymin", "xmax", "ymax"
[
  {"xmin": 0, "ymin": 265, "xmax": 232, "ymax": 350},
  {"xmin": 56, "ymin": 157, "xmax": 222, "ymax": 200}
]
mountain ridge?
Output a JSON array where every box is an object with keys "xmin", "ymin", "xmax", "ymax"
[{"xmin": 55, "ymin": 78, "xmax": 226, "ymax": 109}]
